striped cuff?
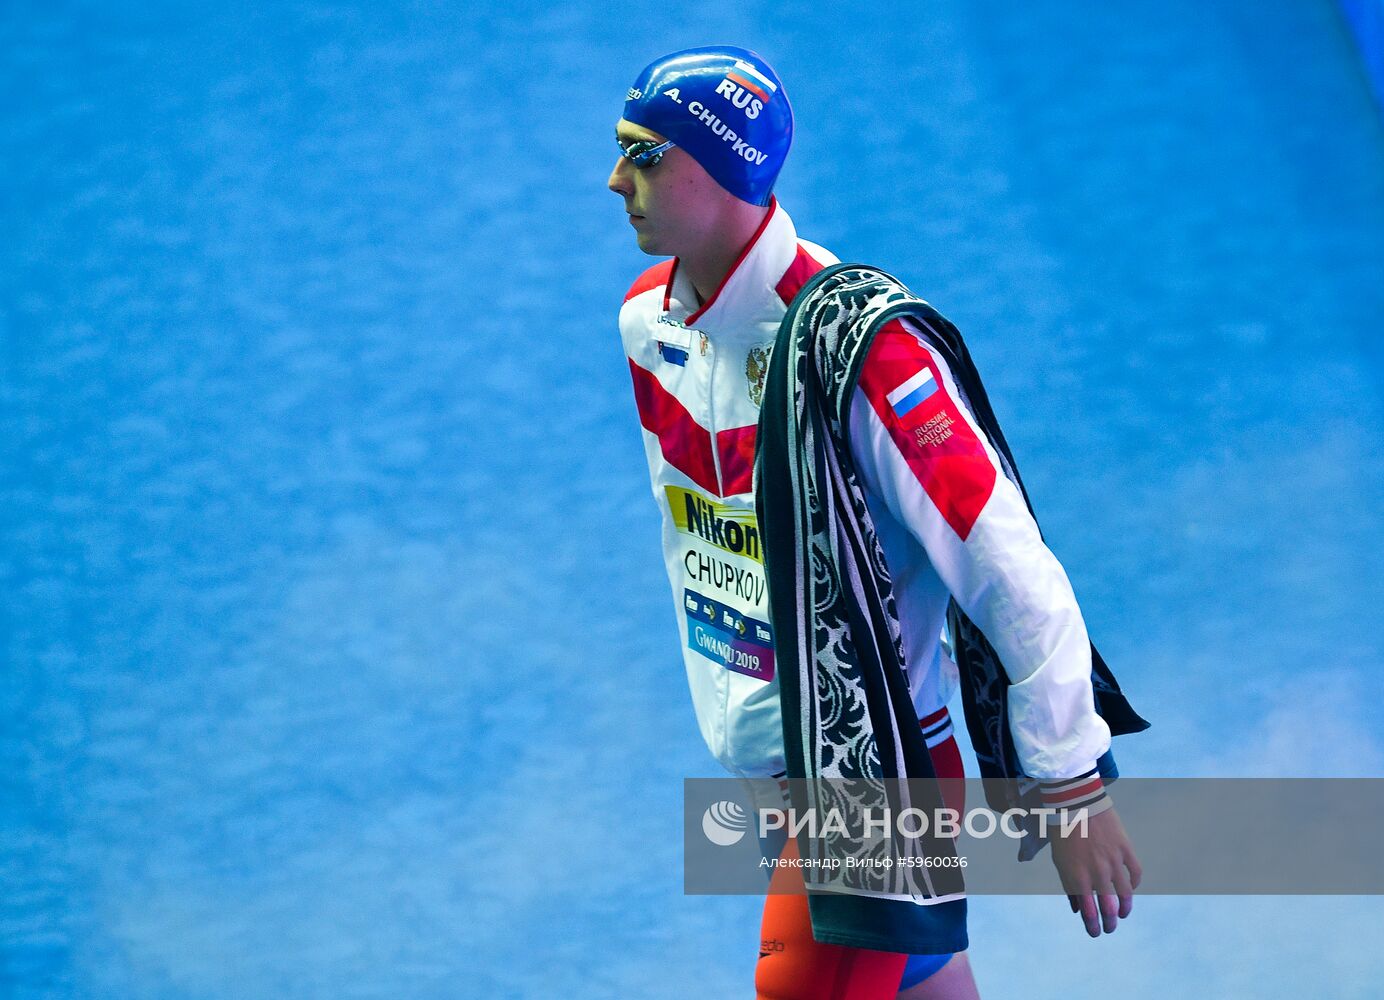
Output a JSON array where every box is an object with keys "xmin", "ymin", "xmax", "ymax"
[
  {"xmin": 772, "ymin": 770, "xmax": 790, "ymax": 810},
  {"xmin": 1038, "ymin": 766, "xmax": 1113, "ymax": 818},
  {"xmin": 918, "ymin": 706, "xmax": 954, "ymax": 748}
]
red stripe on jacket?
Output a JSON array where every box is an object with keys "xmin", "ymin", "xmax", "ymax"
[
  {"xmin": 628, "ymin": 360, "xmax": 719, "ymax": 495},
  {"xmin": 716, "ymin": 425, "xmax": 756, "ymax": 496},
  {"xmin": 856, "ymin": 322, "xmax": 997, "ymax": 541},
  {"xmin": 775, "ymin": 243, "xmax": 826, "ymax": 305}
]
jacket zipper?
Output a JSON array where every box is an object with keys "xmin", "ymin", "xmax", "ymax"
[
  {"xmin": 700, "ymin": 334, "xmax": 735, "ymax": 764},
  {"xmin": 704, "ymin": 336, "xmax": 725, "ymax": 497}
]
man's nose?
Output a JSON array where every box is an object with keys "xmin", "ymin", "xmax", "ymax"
[{"xmin": 608, "ymin": 156, "xmax": 633, "ymax": 196}]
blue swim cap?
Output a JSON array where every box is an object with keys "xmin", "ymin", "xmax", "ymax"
[{"xmin": 623, "ymin": 46, "xmax": 792, "ymax": 207}]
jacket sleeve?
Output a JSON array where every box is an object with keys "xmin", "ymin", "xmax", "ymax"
[{"xmin": 846, "ymin": 318, "xmax": 1112, "ymax": 792}]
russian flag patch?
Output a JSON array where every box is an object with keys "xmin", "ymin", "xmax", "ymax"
[
  {"xmin": 857, "ymin": 322, "xmax": 998, "ymax": 541},
  {"xmin": 886, "ymin": 367, "xmax": 940, "ymax": 424},
  {"xmin": 658, "ymin": 341, "xmax": 689, "ymax": 366}
]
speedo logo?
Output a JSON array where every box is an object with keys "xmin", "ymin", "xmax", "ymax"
[
  {"xmin": 666, "ymin": 486, "xmax": 763, "ymax": 563},
  {"xmin": 685, "ymin": 101, "xmax": 770, "ymax": 166}
]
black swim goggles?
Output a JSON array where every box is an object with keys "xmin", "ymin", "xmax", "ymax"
[{"xmin": 616, "ymin": 136, "xmax": 676, "ymax": 168}]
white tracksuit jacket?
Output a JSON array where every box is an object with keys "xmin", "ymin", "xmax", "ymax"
[{"xmin": 618, "ymin": 199, "xmax": 1110, "ymax": 792}]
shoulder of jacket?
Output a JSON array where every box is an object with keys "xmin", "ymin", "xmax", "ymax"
[
  {"xmin": 873, "ymin": 316, "xmax": 949, "ymax": 361},
  {"xmin": 797, "ymin": 239, "xmax": 839, "ymax": 266},
  {"xmin": 623, "ymin": 260, "xmax": 675, "ymax": 303}
]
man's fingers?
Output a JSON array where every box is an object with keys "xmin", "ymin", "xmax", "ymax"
[
  {"xmin": 1098, "ymin": 892, "xmax": 1120, "ymax": 934},
  {"xmin": 1127, "ymin": 855, "xmax": 1144, "ymax": 891},
  {"xmin": 1113, "ymin": 866, "xmax": 1135, "ymax": 919},
  {"xmin": 1079, "ymin": 894, "xmax": 1101, "ymax": 938}
]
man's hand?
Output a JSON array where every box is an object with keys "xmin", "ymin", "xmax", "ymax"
[{"xmin": 1048, "ymin": 805, "xmax": 1142, "ymax": 938}]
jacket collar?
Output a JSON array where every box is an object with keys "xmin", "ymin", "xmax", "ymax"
[{"xmin": 662, "ymin": 198, "xmax": 798, "ymax": 344}]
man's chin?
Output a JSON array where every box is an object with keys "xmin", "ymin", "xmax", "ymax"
[{"xmin": 634, "ymin": 231, "xmax": 665, "ymax": 256}]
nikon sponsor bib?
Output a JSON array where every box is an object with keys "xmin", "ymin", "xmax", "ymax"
[{"xmin": 666, "ymin": 485, "xmax": 774, "ymax": 681}]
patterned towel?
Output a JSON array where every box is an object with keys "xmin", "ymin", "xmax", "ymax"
[{"xmin": 754, "ymin": 263, "xmax": 1149, "ymax": 953}]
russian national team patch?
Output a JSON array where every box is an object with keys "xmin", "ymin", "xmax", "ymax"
[
  {"xmin": 684, "ymin": 588, "xmax": 774, "ymax": 681},
  {"xmin": 886, "ymin": 367, "xmax": 940, "ymax": 425},
  {"xmin": 858, "ymin": 322, "xmax": 998, "ymax": 541}
]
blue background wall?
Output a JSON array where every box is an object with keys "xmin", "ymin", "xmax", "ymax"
[
  {"xmin": 1341, "ymin": 0, "xmax": 1384, "ymax": 110},
  {"xmin": 3, "ymin": 1, "xmax": 1383, "ymax": 997}
]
